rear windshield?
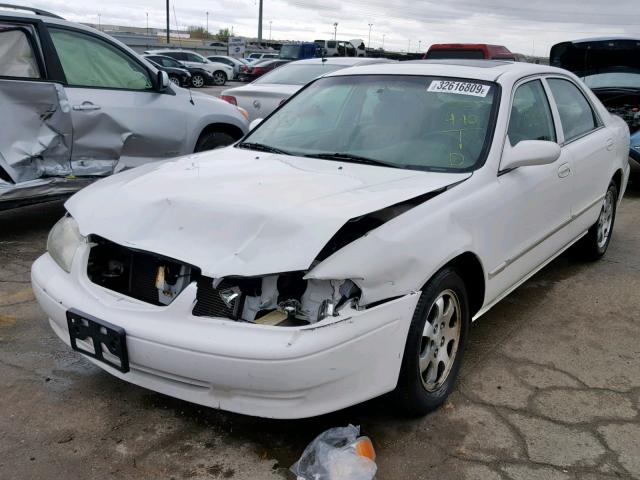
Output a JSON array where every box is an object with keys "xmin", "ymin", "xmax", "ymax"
[
  {"xmin": 426, "ymin": 49, "xmax": 485, "ymax": 60},
  {"xmin": 255, "ymin": 63, "xmax": 345, "ymax": 85}
]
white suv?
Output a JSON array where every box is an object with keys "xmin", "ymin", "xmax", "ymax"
[{"xmin": 146, "ymin": 49, "xmax": 233, "ymax": 86}]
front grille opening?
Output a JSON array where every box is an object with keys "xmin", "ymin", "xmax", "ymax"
[
  {"xmin": 193, "ymin": 276, "xmax": 261, "ymax": 319},
  {"xmin": 87, "ymin": 236, "xmax": 200, "ymax": 306}
]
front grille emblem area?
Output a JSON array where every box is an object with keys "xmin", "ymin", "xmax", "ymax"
[{"xmin": 219, "ymin": 286, "xmax": 241, "ymax": 308}]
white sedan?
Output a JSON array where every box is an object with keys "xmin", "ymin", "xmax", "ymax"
[{"xmin": 32, "ymin": 61, "xmax": 631, "ymax": 419}]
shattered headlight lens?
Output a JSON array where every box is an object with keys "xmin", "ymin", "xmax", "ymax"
[{"xmin": 47, "ymin": 215, "xmax": 85, "ymax": 273}]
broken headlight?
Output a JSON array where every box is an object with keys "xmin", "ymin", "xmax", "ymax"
[{"xmin": 47, "ymin": 215, "xmax": 85, "ymax": 273}]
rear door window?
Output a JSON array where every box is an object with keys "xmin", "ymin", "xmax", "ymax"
[
  {"xmin": 50, "ymin": 28, "xmax": 152, "ymax": 90},
  {"xmin": 547, "ymin": 78, "xmax": 599, "ymax": 142},
  {"xmin": 0, "ymin": 24, "xmax": 41, "ymax": 78}
]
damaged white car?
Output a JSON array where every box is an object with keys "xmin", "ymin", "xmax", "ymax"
[
  {"xmin": 32, "ymin": 60, "xmax": 630, "ymax": 419},
  {"xmin": 0, "ymin": 6, "xmax": 248, "ymax": 210}
]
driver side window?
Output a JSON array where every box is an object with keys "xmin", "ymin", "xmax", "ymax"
[
  {"xmin": 507, "ymin": 80, "xmax": 556, "ymax": 146},
  {"xmin": 50, "ymin": 28, "xmax": 152, "ymax": 90}
]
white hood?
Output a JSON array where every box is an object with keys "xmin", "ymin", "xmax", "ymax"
[{"xmin": 66, "ymin": 147, "xmax": 470, "ymax": 277}]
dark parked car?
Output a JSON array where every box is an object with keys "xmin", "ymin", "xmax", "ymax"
[
  {"xmin": 551, "ymin": 37, "xmax": 640, "ymax": 173},
  {"xmin": 238, "ymin": 59, "xmax": 289, "ymax": 82},
  {"xmin": 143, "ymin": 55, "xmax": 191, "ymax": 87}
]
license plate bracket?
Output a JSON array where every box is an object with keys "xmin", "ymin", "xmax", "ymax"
[{"xmin": 66, "ymin": 309, "xmax": 129, "ymax": 373}]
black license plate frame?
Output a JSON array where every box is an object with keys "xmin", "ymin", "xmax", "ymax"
[{"xmin": 66, "ymin": 308, "xmax": 129, "ymax": 373}]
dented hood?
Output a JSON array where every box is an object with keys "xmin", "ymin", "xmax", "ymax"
[{"xmin": 66, "ymin": 147, "xmax": 470, "ymax": 277}]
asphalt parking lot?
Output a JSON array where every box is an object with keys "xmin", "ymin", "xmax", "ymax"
[{"xmin": 1, "ymin": 179, "xmax": 639, "ymax": 480}]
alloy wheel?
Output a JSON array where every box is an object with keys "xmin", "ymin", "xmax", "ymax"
[
  {"xmin": 192, "ymin": 75, "xmax": 204, "ymax": 88},
  {"xmin": 419, "ymin": 289, "xmax": 462, "ymax": 391},
  {"xmin": 213, "ymin": 72, "xmax": 226, "ymax": 86},
  {"xmin": 597, "ymin": 190, "xmax": 615, "ymax": 249}
]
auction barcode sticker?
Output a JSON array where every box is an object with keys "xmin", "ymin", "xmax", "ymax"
[{"xmin": 427, "ymin": 80, "xmax": 491, "ymax": 97}]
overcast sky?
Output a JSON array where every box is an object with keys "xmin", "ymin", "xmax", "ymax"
[{"xmin": 20, "ymin": 0, "xmax": 640, "ymax": 55}]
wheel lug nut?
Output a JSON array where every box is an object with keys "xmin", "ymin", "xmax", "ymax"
[
  {"xmin": 440, "ymin": 322, "xmax": 445, "ymax": 329},
  {"xmin": 440, "ymin": 338, "xmax": 445, "ymax": 346}
]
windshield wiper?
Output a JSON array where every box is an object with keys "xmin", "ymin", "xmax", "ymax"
[
  {"xmin": 304, "ymin": 152, "xmax": 403, "ymax": 169},
  {"xmin": 237, "ymin": 142, "xmax": 291, "ymax": 155}
]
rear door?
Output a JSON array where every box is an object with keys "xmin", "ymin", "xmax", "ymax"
[
  {"xmin": 0, "ymin": 19, "xmax": 72, "ymax": 185},
  {"xmin": 545, "ymin": 77, "xmax": 613, "ymax": 235},
  {"xmin": 46, "ymin": 26, "xmax": 188, "ymax": 174}
]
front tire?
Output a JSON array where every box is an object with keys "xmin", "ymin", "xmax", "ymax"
[
  {"xmin": 212, "ymin": 71, "xmax": 227, "ymax": 86},
  {"xmin": 194, "ymin": 131, "xmax": 235, "ymax": 152},
  {"xmin": 576, "ymin": 181, "xmax": 618, "ymax": 261},
  {"xmin": 395, "ymin": 268, "xmax": 470, "ymax": 416},
  {"xmin": 191, "ymin": 74, "xmax": 205, "ymax": 88},
  {"xmin": 168, "ymin": 75, "xmax": 181, "ymax": 86}
]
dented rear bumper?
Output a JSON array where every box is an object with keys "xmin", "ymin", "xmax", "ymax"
[{"xmin": 31, "ymin": 247, "xmax": 420, "ymax": 419}]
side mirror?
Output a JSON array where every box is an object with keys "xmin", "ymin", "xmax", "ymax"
[
  {"xmin": 500, "ymin": 140, "xmax": 561, "ymax": 171},
  {"xmin": 157, "ymin": 70, "xmax": 170, "ymax": 91},
  {"xmin": 249, "ymin": 118, "xmax": 263, "ymax": 131}
]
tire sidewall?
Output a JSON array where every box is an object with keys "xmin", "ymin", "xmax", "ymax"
[
  {"xmin": 397, "ymin": 268, "xmax": 470, "ymax": 414},
  {"xmin": 595, "ymin": 182, "xmax": 619, "ymax": 256},
  {"xmin": 195, "ymin": 131, "xmax": 235, "ymax": 152}
]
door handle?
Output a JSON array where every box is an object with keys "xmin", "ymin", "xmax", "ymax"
[
  {"xmin": 558, "ymin": 163, "xmax": 571, "ymax": 178},
  {"xmin": 73, "ymin": 102, "xmax": 101, "ymax": 111},
  {"xmin": 606, "ymin": 138, "xmax": 615, "ymax": 151}
]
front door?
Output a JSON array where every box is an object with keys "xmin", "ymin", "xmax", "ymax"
[
  {"xmin": 485, "ymin": 78, "xmax": 573, "ymax": 300},
  {"xmin": 46, "ymin": 26, "xmax": 187, "ymax": 175},
  {"xmin": 0, "ymin": 21, "xmax": 72, "ymax": 185}
]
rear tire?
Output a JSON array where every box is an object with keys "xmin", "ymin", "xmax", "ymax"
[
  {"xmin": 169, "ymin": 75, "xmax": 180, "ymax": 86},
  {"xmin": 575, "ymin": 181, "xmax": 618, "ymax": 261},
  {"xmin": 212, "ymin": 71, "xmax": 227, "ymax": 86},
  {"xmin": 395, "ymin": 268, "xmax": 470, "ymax": 416},
  {"xmin": 191, "ymin": 74, "xmax": 205, "ymax": 88},
  {"xmin": 194, "ymin": 131, "xmax": 235, "ymax": 152}
]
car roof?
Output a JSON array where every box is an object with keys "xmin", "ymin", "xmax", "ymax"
[
  {"xmin": 288, "ymin": 57, "xmax": 396, "ymax": 66},
  {"xmin": 325, "ymin": 60, "xmax": 569, "ymax": 83},
  {"xmin": 559, "ymin": 36, "xmax": 640, "ymax": 44},
  {"xmin": 146, "ymin": 49, "xmax": 201, "ymax": 55}
]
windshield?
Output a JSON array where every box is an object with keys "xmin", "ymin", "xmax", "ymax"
[
  {"xmin": 280, "ymin": 45, "xmax": 301, "ymax": 59},
  {"xmin": 582, "ymin": 70, "xmax": 640, "ymax": 89},
  {"xmin": 255, "ymin": 63, "xmax": 345, "ymax": 85},
  {"xmin": 242, "ymin": 75, "xmax": 498, "ymax": 172}
]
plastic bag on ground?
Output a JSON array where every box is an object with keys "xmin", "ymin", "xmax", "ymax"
[{"xmin": 290, "ymin": 425, "xmax": 377, "ymax": 480}]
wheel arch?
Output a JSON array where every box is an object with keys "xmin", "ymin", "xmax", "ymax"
[
  {"xmin": 422, "ymin": 251, "xmax": 486, "ymax": 319},
  {"xmin": 612, "ymin": 168, "xmax": 623, "ymax": 197}
]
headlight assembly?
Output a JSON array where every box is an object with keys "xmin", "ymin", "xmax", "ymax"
[{"xmin": 47, "ymin": 215, "xmax": 85, "ymax": 273}]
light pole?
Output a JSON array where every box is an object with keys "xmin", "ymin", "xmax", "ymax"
[
  {"xmin": 206, "ymin": 11, "xmax": 209, "ymax": 40},
  {"xmin": 367, "ymin": 23, "xmax": 373, "ymax": 49},
  {"xmin": 408, "ymin": 39, "xmax": 411, "ymax": 53},
  {"xmin": 269, "ymin": 20, "xmax": 272, "ymax": 41},
  {"xmin": 146, "ymin": 12, "xmax": 149, "ymax": 36},
  {"xmin": 258, "ymin": 0, "xmax": 263, "ymax": 42},
  {"xmin": 166, "ymin": 0, "xmax": 170, "ymax": 44},
  {"xmin": 97, "ymin": 13, "xmax": 101, "ymax": 31},
  {"xmin": 333, "ymin": 22, "xmax": 338, "ymax": 41},
  {"xmin": 418, "ymin": 40, "xmax": 421, "ymax": 52},
  {"xmin": 382, "ymin": 33, "xmax": 385, "ymax": 50}
]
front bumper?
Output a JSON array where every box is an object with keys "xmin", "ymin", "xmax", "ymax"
[{"xmin": 31, "ymin": 247, "xmax": 419, "ymax": 419}]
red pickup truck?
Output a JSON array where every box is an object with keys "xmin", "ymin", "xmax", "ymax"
[{"xmin": 423, "ymin": 43, "xmax": 524, "ymax": 61}]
